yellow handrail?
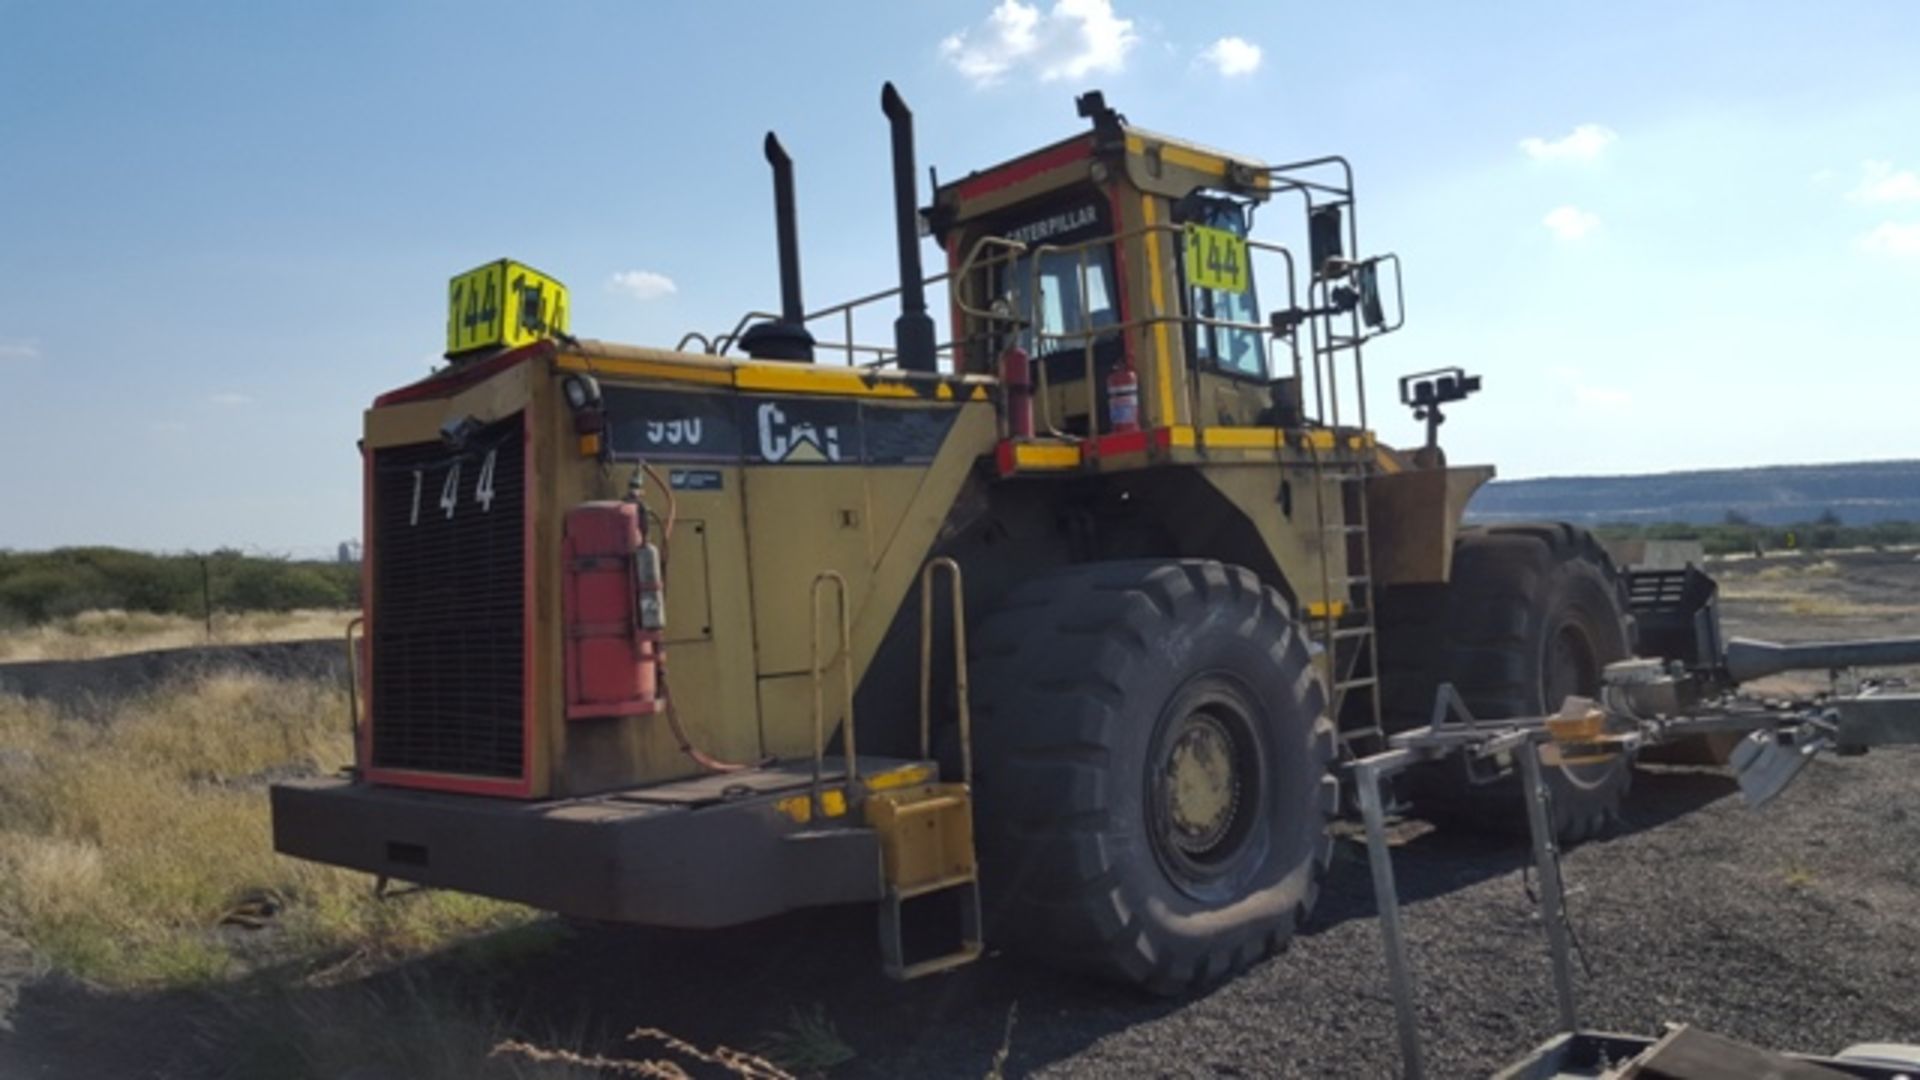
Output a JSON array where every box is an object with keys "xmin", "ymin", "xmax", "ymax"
[
  {"xmin": 810, "ymin": 571, "xmax": 857, "ymax": 817},
  {"xmin": 918, "ymin": 558, "xmax": 973, "ymax": 787}
]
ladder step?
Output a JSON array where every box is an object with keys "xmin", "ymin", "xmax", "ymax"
[
  {"xmin": 879, "ymin": 877, "xmax": 984, "ymax": 981},
  {"xmin": 1311, "ymin": 601, "xmax": 1371, "ymax": 618},
  {"xmin": 869, "ymin": 782, "xmax": 984, "ymax": 981},
  {"xmin": 1335, "ymin": 676, "xmax": 1379, "ymax": 691},
  {"xmin": 1329, "ymin": 626, "xmax": 1374, "ymax": 641},
  {"xmin": 1324, "ymin": 524, "xmax": 1367, "ymax": 535},
  {"xmin": 1340, "ymin": 726, "xmax": 1385, "ymax": 744}
]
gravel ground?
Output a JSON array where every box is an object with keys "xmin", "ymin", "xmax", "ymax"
[{"xmin": 486, "ymin": 750, "xmax": 1918, "ymax": 1078}]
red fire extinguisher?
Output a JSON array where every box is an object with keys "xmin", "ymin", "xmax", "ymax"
[
  {"xmin": 561, "ymin": 502, "xmax": 663, "ymax": 720},
  {"xmin": 1000, "ymin": 345, "xmax": 1034, "ymax": 439},
  {"xmin": 1107, "ymin": 365, "xmax": 1140, "ymax": 435}
]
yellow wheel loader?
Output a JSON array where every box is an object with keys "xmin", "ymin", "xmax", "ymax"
[{"xmin": 273, "ymin": 84, "xmax": 1642, "ymax": 992}]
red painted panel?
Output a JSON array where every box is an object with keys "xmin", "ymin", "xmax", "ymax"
[
  {"xmin": 373, "ymin": 340, "xmax": 554, "ymax": 407},
  {"xmin": 1090, "ymin": 430, "xmax": 1149, "ymax": 458},
  {"xmin": 955, "ymin": 138, "xmax": 1093, "ymax": 200}
]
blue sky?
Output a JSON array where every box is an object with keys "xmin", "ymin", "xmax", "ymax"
[{"xmin": 2, "ymin": 1, "xmax": 1916, "ymax": 554}]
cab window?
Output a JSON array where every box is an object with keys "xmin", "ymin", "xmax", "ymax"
[
  {"xmin": 1185, "ymin": 199, "xmax": 1265, "ymax": 379},
  {"xmin": 983, "ymin": 195, "xmax": 1120, "ymax": 363},
  {"xmin": 1006, "ymin": 248, "xmax": 1119, "ymax": 357}
]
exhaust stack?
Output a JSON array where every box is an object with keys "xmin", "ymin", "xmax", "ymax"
[
  {"xmin": 766, "ymin": 133, "xmax": 806, "ymax": 327},
  {"xmin": 738, "ymin": 132, "xmax": 815, "ymax": 362},
  {"xmin": 881, "ymin": 82, "xmax": 938, "ymax": 374}
]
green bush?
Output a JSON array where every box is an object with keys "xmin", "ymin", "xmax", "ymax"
[
  {"xmin": 1595, "ymin": 519, "xmax": 1920, "ymax": 556},
  {"xmin": 0, "ymin": 548, "xmax": 357, "ymax": 626}
]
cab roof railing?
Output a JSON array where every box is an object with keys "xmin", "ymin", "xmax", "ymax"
[
  {"xmin": 674, "ymin": 207, "xmax": 1399, "ymax": 439},
  {"xmin": 679, "ymin": 236, "xmax": 1032, "ymax": 370}
]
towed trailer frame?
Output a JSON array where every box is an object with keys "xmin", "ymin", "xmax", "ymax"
[{"xmin": 1352, "ymin": 624, "xmax": 1920, "ymax": 1079}]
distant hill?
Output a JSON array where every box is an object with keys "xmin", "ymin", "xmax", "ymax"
[{"xmin": 1468, "ymin": 459, "xmax": 1920, "ymax": 526}]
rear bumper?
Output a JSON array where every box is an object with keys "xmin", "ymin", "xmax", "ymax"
[{"xmin": 271, "ymin": 773, "xmax": 885, "ymax": 927}]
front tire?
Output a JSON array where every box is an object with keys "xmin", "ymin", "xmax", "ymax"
[{"xmin": 969, "ymin": 560, "xmax": 1337, "ymax": 995}]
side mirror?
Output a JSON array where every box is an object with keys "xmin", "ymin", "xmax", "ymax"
[
  {"xmin": 1308, "ymin": 205, "xmax": 1345, "ymax": 276},
  {"xmin": 1357, "ymin": 261, "xmax": 1385, "ymax": 329}
]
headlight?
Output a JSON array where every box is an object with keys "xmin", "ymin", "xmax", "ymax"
[{"xmin": 562, "ymin": 373, "xmax": 602, "ymax": 411}]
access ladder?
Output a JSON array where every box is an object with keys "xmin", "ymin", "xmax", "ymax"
[{"xmin": 809, "ymin": 560, "xmax": 983, "ymax": 979}]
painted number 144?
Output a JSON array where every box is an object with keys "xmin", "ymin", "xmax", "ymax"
[{"xmin": 409, "ymin": 448, "xmax": 498, "ymax": 526}]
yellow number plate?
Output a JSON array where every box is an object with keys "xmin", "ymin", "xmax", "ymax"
[
  {"xmin": 446, "ymin": 259, "xmax": 570, "ymax": 356},
  {"xmin": 1184, "ymin": 224, "xmax": 1250, "ymax": 294}
]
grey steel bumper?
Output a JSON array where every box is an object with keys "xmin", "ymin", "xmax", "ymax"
[{"xmin": 270, "ymin": 776, "xmax": 884, "ymax": 927}]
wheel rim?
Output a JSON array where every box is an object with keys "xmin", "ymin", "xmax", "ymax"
[
  {"xmin": 1544, "ymin": 613, "xmax": 1618, "ymax": 794},
  {"xmin": 1147, "ymin": 681, "xmax": 1265, "ymax": 899},
  {"xmin": 1165, "ymin": 711, "xmax": 1240, "ymax": 856},
  {"xmin": 1544, "ymin": 620, "xmax": 1600, "ymax": 710}
]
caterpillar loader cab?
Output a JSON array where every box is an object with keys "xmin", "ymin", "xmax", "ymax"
[{"xmin": 273, "ymin": 83, "xmax": 1633, "ymax": 993}]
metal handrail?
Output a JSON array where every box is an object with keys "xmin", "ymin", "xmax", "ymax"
[
  {"xmin": 675, "ymin": 209, "xmax": 1375, "ymax": 440},
  {"xmin": 918, "ymin": 557, "xmax": 973, "ymax": 788},
  {"xmin": 713, "ymin": 310, "xmax": 779, "ymax": 356},
  {"xmin": 344, "ymin": 615, "xmax": 365, "ymax": 747},
  {"xmin": 802, "ymin": 234, "xmax": 1031, "ymax": 368},
  {"xmin": 697, "ymin": 235, "xmax": 1029, "ymax": 367},
  {"xmin": 810, "ymin": 571, "xmax": 857, "ymax": 817}
]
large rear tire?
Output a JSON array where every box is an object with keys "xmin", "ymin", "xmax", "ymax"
[
  {"xmin": 1376, "ymin": 524, "xmax": 1634, "ymax": 842},
  {"xmin": 969, "ymin": 560, "xmax": 1337, "ymax": 995}
]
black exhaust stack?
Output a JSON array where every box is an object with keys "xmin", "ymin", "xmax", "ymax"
[
  {"xmin": 881, "ymin": 82, "xmax": 938, "ymax": 373},
  {"xmin": 739, "ymin": 132, "xmax": 815, "ymax": 362}
]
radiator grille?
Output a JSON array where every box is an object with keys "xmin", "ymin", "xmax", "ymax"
[{"xmin": 369, "ymin": 416, "xmax": 527, "ymax": 780}]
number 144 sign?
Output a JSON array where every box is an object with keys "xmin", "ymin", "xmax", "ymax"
[{"xmin": 1184, "ymin": 224, "xmax": 1250, "ymax": 294}]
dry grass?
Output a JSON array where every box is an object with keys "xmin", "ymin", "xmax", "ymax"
[
  {"xmin": 214, "ymin": 972, "xmax": 601, "ymax": 1079},
  {"xmin": 0, "ymin": 608, "xmax": 355, "ymax": 662},
  {"xmin": 495, "ymin": 1028, "xmax": 796, "ymax": 1079},
  {"xmin": 1751, "ymin": 558, "xmax": 1840, "ymax": 582},
  {"xmin": 1784, "ymin": 595, "xmax": 1888, "ymax": 619},
  {"xmin": 0, "ymin": 672, "xmax": 530, "ymax": 988},
  {"xmin": 1715, "ymin": 584, "xmax": 1890, "ymax": 619}
]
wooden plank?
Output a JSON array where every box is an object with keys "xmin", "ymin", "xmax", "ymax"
[{"xmin": 1625, "ymin": 1025, "xmax": 1851, "ymax": 1080}]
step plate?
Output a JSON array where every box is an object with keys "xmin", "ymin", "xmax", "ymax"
[{"xmin": 865, "ymin": 783, "xmax": 976, "ymax": 893}]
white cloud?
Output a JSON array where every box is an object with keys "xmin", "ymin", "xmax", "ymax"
[
  {"xmin": 1542, "ymin": 205, "xmax": 1601, "ymax": 241},
  {"xmin": 1198, "ymin": 36, "xmax": 1261, "ymax": 77},
  {"xmin": 940, "ymin": 0, "xmax": 1139, "ymax": 87},
  {"xmin": 1553, "ymin": 365, "xmax": 1631, "ymax": 410},
  {"xmin": 1859, "ymin": 221, "xmax": 1920, "ymax": 258},
  {"xmin": 608, "ymin": 270, "xmax": 678, "ymax": 302},
  {"xmin": 1574, "ymin": 384, "xmax": 1632, "ymax": 408},
  {"xmin": 0, "ymin": 339, "xmax": 41, "ymax": 362},
  {"xmin": 1519, "ymin": 123, "xmax": 1618, "ymax": 162},
  {"xmin": 210, "ymin": 392, "xmax": 252, "ymax": 406},
  {"xmin": 1848, "ymin": 160, "xmax": 1920, "ymax": 204}
]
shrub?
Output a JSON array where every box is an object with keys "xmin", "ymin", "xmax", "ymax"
[{"xmin": 0, "ymin": 548, "xmax": 357, "ymax": 626}]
